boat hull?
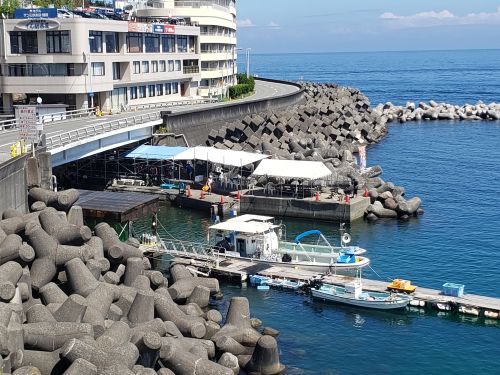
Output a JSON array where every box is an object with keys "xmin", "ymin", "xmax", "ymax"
[{"xmin": 311, "ymin": 289, "xmax": 410, "ymax": 310}]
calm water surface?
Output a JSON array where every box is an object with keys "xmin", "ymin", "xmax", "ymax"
[{"xmin": 137, "ymin": 50, "xmax": 500, "ymax": 374}]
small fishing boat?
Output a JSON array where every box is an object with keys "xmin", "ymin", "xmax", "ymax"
[
  {"xmin": 311, "ymin": 281, "xmax": 411, "ymax": 310},
  {"xmin": 206, "ymin": 215, "xmax": 370, "ymax": 272},
  {"xmin": 250, "ymin": 275, "xmax": 304, "ymax": 290}
]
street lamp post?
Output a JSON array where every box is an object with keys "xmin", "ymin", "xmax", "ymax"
[{"xmin": 236, "ymin": 47, "xmax": 251, "ymax": 79}]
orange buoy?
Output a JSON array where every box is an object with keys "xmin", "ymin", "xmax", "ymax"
[
  {"xmin": 220, "ymin": 195, "xmax": 225, "ymax": 204},
  {"xmin": 186, "ymin": 186, "xmax": 192, "ymax": 197},
  {"xmin": 315, "ymin": 191, "xmax": 320, "ymax": 201},
  {"xmin": 345, "ymin": 195, "xmax": 350, "ymax": 204},
  {"xmin": 236, "ymin": 191, "xmax": 241, "ymax": 200},
  {"xmin": 363, "ymin": 188, "xmax": 369, "ymax": 198},
  {"xmin": 200, "ymin": 190, "xmax": 205, "ymax": 200}
]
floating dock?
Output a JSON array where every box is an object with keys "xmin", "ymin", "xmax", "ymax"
[{"xmin": 144, "ymin": 251, "xmax": 500, "ymax": 320}]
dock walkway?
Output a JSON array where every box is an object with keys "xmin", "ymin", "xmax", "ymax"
[{"xmin": 143, "ymin": 251, "xmax": 500, "ymax": 318}]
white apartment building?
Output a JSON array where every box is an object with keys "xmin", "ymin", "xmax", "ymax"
[
  {"xmin": 0, "ymin": 15, "xmax": 201, "ymax": 113},
  {"xmin": 134, "ymin": 0, "xmax": 237, "ymax": 97}
]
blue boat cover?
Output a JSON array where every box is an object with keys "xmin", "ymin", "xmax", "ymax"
[
  {"xmin": 294, "ymin": 229, "xmax": 322, "ymax": 244},
  {"xmin": 126, "ymin": 145, "xmax": 188, "ymax": 160}
]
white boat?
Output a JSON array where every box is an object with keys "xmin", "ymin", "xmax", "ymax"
[
  {"xmin": 205, "ymin": 215, "xmax": 370, "ymax": 272},
  {"xmin": 311, "ymin": 281, "xmax": 411, "ymax": 310}
]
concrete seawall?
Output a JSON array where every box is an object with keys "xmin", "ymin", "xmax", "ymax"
[
  {"xmin": 0, "ymin": 155, "xmax": 28, "ymax": 215},
  {"xmin": 240, "ymin": 195, "xmax": 370, "ymax": 222},
  {"xmin": 161, "ymin": 78, "xmax": 305, "ymax": 145}
]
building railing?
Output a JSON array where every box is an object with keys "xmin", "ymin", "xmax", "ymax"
[
  {"xmin": 183, "ymin": 66, "xmax": 200, "ymax": 74},
  {"xmin": 0, "ymin": 108, "xmax": 95, "ymax": 132}
]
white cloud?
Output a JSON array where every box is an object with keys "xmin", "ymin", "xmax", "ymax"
[
  {"xmin": 380, "ymin": 6, "xmax": 500, "ymax": 28},
  {"xmin": 267, "ymin": 21, "xmax": 281, "ymax": 30},
  {"xmin": 236, "ymin": 18, "xmax": 256, "ymax": 28}
]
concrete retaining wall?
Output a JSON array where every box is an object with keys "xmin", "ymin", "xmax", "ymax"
[
  {"xmin": 0, "ymin": 155, "xmax": 28, "ymax": 216},
  {"xmin": 240, "ymin": 195, "xmax": 370, "ymax": 222},
  {"xmin": 161, "ymin": 78, "xmax": 305, "ymax": 145}
]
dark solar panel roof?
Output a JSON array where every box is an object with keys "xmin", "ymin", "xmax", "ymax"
[{"xmin": 76, "ymin": 190, "xmax": 159, "ymax": 223}]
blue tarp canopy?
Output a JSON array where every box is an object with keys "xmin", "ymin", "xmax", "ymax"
[{"xmin": 126, "ymin": 145, "xmax": 188, "ymax": 160}]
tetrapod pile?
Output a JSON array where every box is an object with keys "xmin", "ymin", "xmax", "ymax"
[{"xmin": 0, "ymin": 187, "xmax": 285, "ymax": 375}]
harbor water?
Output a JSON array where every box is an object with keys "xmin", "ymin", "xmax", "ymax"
[{"xmin": 136, "ymin": 50, "xmax": 500, "ymax": 374}]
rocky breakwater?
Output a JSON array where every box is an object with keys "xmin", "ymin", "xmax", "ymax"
[
  {"xmin": 0, "ymin": 187, "xmax": 285, "ymax": 375},
  {"xmin": 378, "ymin": 100, "xmax": 500, "ymax": 123},
  {"xmin": 205, "ymin": 82, "xmax": 423, "ymax": 221}
]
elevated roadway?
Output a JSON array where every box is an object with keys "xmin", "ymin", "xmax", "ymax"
[{"xmin": 0, "ymin": 79, "xmax": 300, "ymax": 165}]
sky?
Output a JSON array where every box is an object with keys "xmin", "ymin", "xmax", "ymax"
[{"xmin": 236, "ymin": 0, "xmax": 500, "ymax": 53}]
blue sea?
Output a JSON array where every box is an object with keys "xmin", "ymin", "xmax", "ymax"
[{"xmin": 139, "ymin": 50, "xmax": 500, "ymax": 374}]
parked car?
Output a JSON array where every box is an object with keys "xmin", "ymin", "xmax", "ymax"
[{"xmin": 57, "ymin": 9, "xmax": 80, "ymax": 18}]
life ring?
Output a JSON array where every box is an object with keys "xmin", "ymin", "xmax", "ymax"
[{"xmin": 342, "ymin": 233, "xmax": 352, "ymax": 245}]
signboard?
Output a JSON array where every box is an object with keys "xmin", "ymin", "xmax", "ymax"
[
  {"xmin": 17, "ymin": 106, "xmax": 38, "ymax": 142},
  {"xmin": 14, "ymin": 8, "xmax": 58, "ymax": 19},
  {"xmin": 15, "ymin": 19, "xmax": 60, "ymax": 31},
  {"xmin": 128, "ymin": 22, "xmax": 175, "ymax": 34}
]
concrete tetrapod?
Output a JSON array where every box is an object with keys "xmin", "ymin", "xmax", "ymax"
[
  {"xmin": 0, "ymin": 234, "xmax": 23, "ymax": 266},
  {"xmin": 159, "ymin": 339, "xmax": 233, "ymax": 375},
  {"xmin": 0, "ymin": 261, "xmax": 23, "ymax": 301},
  {"xmin": 240, "ymin": 335, "xmax": 286, "ymax": 375},
  {"xmin": 153, "ymin": 288, "xmax": 207, "ymax": 339},
  {"xmin": 187, "ymin": 285, "xmax": 211, "ymax": 308},
  {"xmin": 212, "ymin": 297, "xmax": 262, "ymax": 346},
  {"xmin": 62, "ymin": 358, "xmax": 98, "ymax": 375},
  {"xmin": 39, "ymin": 207, "xmax": 91, "ymax": 245},
  {"xmin": 94, "ymin": 222, "xmax": 143, "ymax": 262},
  {"xmin": 22, "ymin": 321, "xmax": 93, "ymax": 351}
]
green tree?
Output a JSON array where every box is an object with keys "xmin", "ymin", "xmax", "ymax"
[
  {"xmin": 32, "ymin": 0, "xmax": 79, "ymax": 10},
  {"xmin": 0, "ymin": 0, "xmax": 21, "ymax": 17}
]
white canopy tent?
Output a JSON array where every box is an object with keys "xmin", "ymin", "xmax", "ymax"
[
  {"xmin": 173, "ymin": 146, "xmax": 269, "ymax": 167},
  {"xmin": 252, "ymin": 159, "xmax": 332, "ymax": 180}
]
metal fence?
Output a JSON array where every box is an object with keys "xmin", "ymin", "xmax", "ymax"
[
  {"xmin": 45, "ymin": 112, "xmax": 162, "ymax": 150},
  {"xmin": 0, "ymin": 108, "xmax": 95, "ymax": 132}
]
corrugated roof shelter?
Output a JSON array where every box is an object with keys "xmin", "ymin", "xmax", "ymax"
[
  {"xmin": 126, "ymin": 145, "xmax": 188, "ymax": 160},
  {"xmin": 252, "ymin": 159, "xmax": 332, "ymax": 180}
]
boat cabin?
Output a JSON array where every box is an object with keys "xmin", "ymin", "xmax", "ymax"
[{"xmin": 209, "ymin": 215, "xmax": 281, "ymax": 259}]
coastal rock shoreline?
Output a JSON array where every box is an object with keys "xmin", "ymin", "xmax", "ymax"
[{"xmin": 378, "ymin": 100, "xmax": 500, "ymax": 123}]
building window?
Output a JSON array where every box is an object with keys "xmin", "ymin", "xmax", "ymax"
[
  {"xmin": 168, "ymin": 60, "xmax": 174, "ymax": 72},
  {"xmin": 127, "ymin": 33, "xmax": 142, "ymax": 53},
  {"xmin": 161, "ymin": 35, "xmax": 175, "ymax": 53},
  {"xmin": 145, "ymin": 33, "xmax": 160, "ymax": 53},
  {"xmin": 177, "ymin": 36, "xmax": 188, "ymax": 53},
  {"xmin": 142, "ymin": 61, "xmax": 149, "ymax": 73},
  {"xmin": 156, "ymin": 84, "xmax": 164, "ymax": 96},
  {"xmin": 89, "ymin": 31, "xmax": 102, "ymax": 53},
  {"xmin": 91, "ymin": 62, "xmax": 105, "ymax": 76},
  {"xmin": 133, "ymin": 61, "xmax": 140, "ymax": 74},
  {"xmin": 172, "ymin": 82, "xmax": 179, "ymax": 94},
  {"xmin": 148, "ymin": 84, "xmax": 156, "ymax": 97},
  {"xmin": 112, "ymin": 62, "xmax": 121, "ymax": 80},
  {"xmin": 105, "ymin": 33, "xmax": 119, "ymax": 53},
  {"xmin": 188, "ymin": 36, "xmax": 197, "ymax": 53},
  {"xmin": 139, "ymin": 86, "xmax": 147, "ymax": 98},
  {"xmin": 46, "ymin": 31, "xmax": 70, "ymax": 53},
  {"xmin": 159, "ymin": 60, "xmax": 166, "ymax": 72},
  {"xmin": 10, "ymin": 32, "xmax": 38, "ymax": 54},
  {"xmin": 130, "ymin": 86, "xmax": 138, "ymax": 99},
  {"xmin": 174, "ymin": 60, "xmax": 181, "ymax": 71},
  {"xmin": 152, "ymin": 60, "xmax": 158, "ymax": 73},
  {"xmin": 165, "ymin": 83, "xmax": 171, "ymax": 95},
  {"xmin": 8, "ymin": 63, "xmax": 75, "ymax": 77}
]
